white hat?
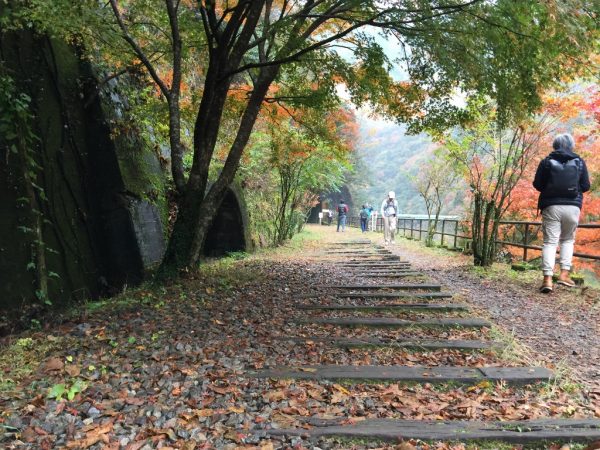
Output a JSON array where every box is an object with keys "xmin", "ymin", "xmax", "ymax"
[{"xmin": 388, "ymin": 191, "xmax": 395, "ymax": 199}]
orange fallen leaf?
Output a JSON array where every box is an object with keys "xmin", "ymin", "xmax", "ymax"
[
  {"xmin": 228, "ymin": 405, "xmax": 245, "ymax": 414},
  {"xmin": 43, "ymin": 357, "xmax": 64, "ymax": 373},
  {"xmin": 263, "ymin": 389, "xmax": 287, "ymax": 402},
  {"xmin": 65, "ymin": 365, "xmax": 81, "ymax": 377},
  {"xmin": 66, "ymin": 423, "xmax": 112, "ymax": 449},
  {"xmin": 332, "ymin": 384, "xmax": 350, "ymax": 395}
]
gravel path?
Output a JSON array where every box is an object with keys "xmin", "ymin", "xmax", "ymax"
[{"xmin": 384, "ymin": 236, "xmax": 600, "ymax": 392}]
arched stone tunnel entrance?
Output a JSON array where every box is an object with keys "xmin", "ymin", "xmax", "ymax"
[{"xmin": 202, "ymin": 185, "xmax": 252, "ymax": 257}]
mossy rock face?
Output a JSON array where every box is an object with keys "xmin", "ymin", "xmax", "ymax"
[{"xmin": 0, "ymin": 28, "xmax": 169, "ymax": 321}]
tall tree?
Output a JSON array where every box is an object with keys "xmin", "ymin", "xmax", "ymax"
[
  {"xmin": 443, "ymin": 103, "xmax": 556, "ymax": 266},
  {"xmin": 412, "ymin": 148, "xmax": 459, "ymax": 246}
]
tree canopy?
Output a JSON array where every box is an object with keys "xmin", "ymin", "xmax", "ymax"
[{"xmin": 4, "ymin": 0, "xmax": 598, "ymax": 270}]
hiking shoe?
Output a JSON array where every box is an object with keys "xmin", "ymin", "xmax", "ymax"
[
  {"xmin": 557, "ymin": 278, "xmax": 576, "ymax": 287},
  {"xmin": 539, "ymin": 284, "xmax": 553, "ymax": 294}
]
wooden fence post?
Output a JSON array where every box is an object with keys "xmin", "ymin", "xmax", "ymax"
[
  {"xmin": 454, "ymin": 220, "xmax": 458, "ymax": 249},
  {"xmin": 441, "ymin": 219, "xmax": 446, "ymax": 246},
  {"xmin": 523, "ymin": 223, "xmax": 529, "ymax": 261}
]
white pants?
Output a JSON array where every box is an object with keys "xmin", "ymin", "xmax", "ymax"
[
  {"xmin": 541, "ymin": 205, "xmax": 580, "ymax": 276},
  {"xmin": 384, "ymin": 215, "xmax": 397, "ymax": 243}
]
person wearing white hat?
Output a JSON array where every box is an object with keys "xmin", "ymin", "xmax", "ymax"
[{"xmin": 380, "ymin": 191, "xmax": 399, "ymax": 244}]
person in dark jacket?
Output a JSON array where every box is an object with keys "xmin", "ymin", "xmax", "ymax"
[
  {"xmin": 336, "ymin": 200, "xmax": 349, "ymax": 232},
  {"xmin": 359, "ymin": 205, "xmax": 369, "ymax": 232},
  {"xmin": 533, "ymin": 133, "xmax": 591, "ymax": 293}
]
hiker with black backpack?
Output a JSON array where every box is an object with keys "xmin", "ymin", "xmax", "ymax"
[
  {"xmin": 336, "ymin": 199, "xmax": 349, "ymax": 232},
  {"xmin": 359, "ymin": 205, "xmax": 370, "ymax": 233},
  {"xmin": 533, "ymin": 133, "xmax": 591, "ymax": 293}
]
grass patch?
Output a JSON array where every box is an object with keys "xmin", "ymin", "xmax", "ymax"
[
  {"xmin": 487, "ymin": 326, "xmax": 534, "ymax": 365},
  {"xmin": 538, "ymin": 359, "xmax": 583, "ymax": 399},
  {"xmin": 196, "ymin": 254, "xmax": 266, "ymax": 293},
  {"xmin": 0, "ymin": 335, "xmax": 68, "ymax": 394},
  {"xmin": 469, "ymin": 263, "xmax": 540, "ymax": 286},
  {"xmin": 82, "ymin": 295, "xmax": 140, "ymax": 315},
  {"xmin": 487, "ymin": 327, "xmax": 584, "ymax": 403}
]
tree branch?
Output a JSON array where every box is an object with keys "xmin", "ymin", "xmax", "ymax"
[{"xmin": 108, "ymin": 0, "xmax": 170, "ymax": 99}]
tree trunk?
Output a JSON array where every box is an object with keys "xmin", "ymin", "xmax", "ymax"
[
  {"xmin": 160, "ymin": 66, "xmax": 279, "ymax": 273},
  {"xmin": 168, "ymin": 100, "xmax": 186, "ymax": 193},
  {"xmin": 158, "ymin": 55, "xmax": 238, "ymax": 273},
  {"xmin": 472, "ymin": 193, "xmax": 483, "ymax": 265}
]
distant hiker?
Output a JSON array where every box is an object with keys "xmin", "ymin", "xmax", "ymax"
[
  {"xmin": 380, "ymin": 191, "xmax": 399, "ymax": 244},
  {"xmin": 359, "ymin": 205, "xmax": 370, "ymax": 233},
  {"xmin": 327, "ymin": 210, "xmax": 333, "ymax": 225},
  {"xmin": 337, "ymin": 200, "xmax": 349, "ymax": 232},
  {"xmin": 366, "ymin": 204, "xmax": 374, "ymax": 231},
  {"xmin": 533, "ymin": 133, "xmax": 590, "ymax": 293}
]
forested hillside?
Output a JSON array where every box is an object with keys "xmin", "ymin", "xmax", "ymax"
[{"xmin": 350, "ymin": 117, "xmax": 437, "ymax": 214}]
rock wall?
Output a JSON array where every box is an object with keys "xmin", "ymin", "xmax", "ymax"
[
  {"xmin": 0, "ymin": 30, "xmax": 167, "ymax": 326},
  {"xmin": 204, "ymin": 183, "xmax": 252, "ymax": 257}
]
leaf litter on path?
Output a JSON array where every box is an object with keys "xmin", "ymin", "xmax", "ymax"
[{"xmin": 1, "ymin": 230, "xmax": 598, "ymax": 449}]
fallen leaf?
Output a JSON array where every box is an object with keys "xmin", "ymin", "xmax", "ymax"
[
  {"xmin": 330, "ymin": 391, "xmax": 347, "ymax": 404},
  {"xmin": 125, "ymin": 441, "xmax": 147, "ymax": 450},
  {"xmin": 43, "ymin": 357, "xmax": 64, "ymax": 373},
  {"xmin": 263, "ymin": 389, "xmax": 287, "ymax": 402},
  {"xmin": 332, "ymin": 384, "xmax": 350, "ymax": 395},
  {"xmin": 396, "ymin": 443, "xmax": 417, "ymax": 450},
  {"xmin": 65, "ymin": 365, "xmax": 81, "ymax": 377},
  {"xmin": 124, "ymin": 397, "xmax": 145, "ymax": 406}
]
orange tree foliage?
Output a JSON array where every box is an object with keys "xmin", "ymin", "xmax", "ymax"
[{"xmin": 508, "ymin": 86, "xmax": 600, "ymax": 220}]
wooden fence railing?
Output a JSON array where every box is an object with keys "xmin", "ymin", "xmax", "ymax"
[{"xmin": 346, "ymin": 215, "xmax": 600, "ymax": 262}]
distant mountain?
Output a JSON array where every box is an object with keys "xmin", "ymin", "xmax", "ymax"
[{"xmin": 349, "ymin": 115, "xmax": 436, "ymax": 214}]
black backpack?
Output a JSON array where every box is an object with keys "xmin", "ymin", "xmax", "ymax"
[
  {"xmin": 338, "ymin": 204, "xmax": 346, "ymax": 215},
  {"xmin": 359, "ymin": 209, "xmax": 368, "ymax": 219},
  {"xmin": 544, "ymin": 157, "xmax": 581, "ymax": 198}
]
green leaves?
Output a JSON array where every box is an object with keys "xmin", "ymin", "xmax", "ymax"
[
  {"xmin": 47, "ymin": 383, "xmax": 67, "ymax": 400},
  {"xmin": 47, "ymin": 379, "xmax": 88, "ymax": 401}
]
